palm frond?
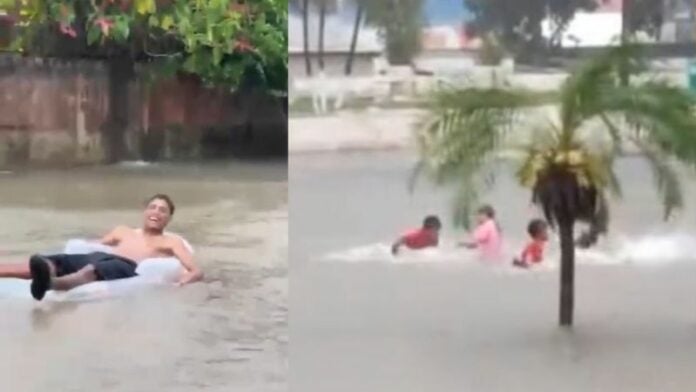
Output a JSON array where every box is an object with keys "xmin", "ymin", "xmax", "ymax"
[
  {"xmin": 631, "ymin": 136, "xmax": 683, "ymax": 220},
  {"xmin": 515, "ymin": 149, "xmax": 545, "ymax": 188},
  {"xmin": 560, "ymin": 44, "xmax": 645, "ymax": 144},
  {"xmin": 582, "ymin": 153, "xmax": 618, "ymax": 195},
  {"xmin": 451, "ymin": 179, "xmax": 479, "ymax": 230},
  {"xmin": 407, "ymin": 159, "xmax": 425, "ymax": 194},
  {"xmin": 414, "ymin": 86, "xmax": 554, "ymax": 226},
  {"xmin": 426, "ymin": 87, "xmax": 556, "ymax": 115},
  {"xmin": 606, "ymin": 163, "xmax": 623, "ymax": 198},
  {"xmin": 598, "ymin": 82, "xmax": 696, "ymax": 166},
  {"xmin": 598, "ymin": 113, "xmax": 624, "ymax": 154},
  {"xmin": 415, "ymin": 87, "xmax": 554, "ymax": 180}
]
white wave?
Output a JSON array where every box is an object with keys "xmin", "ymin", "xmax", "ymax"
[
  {"xmin": 118, "ymin": 160, "xmax": 153, "ymax": 167},
  {"xmin": 322, "ymin": 242, "xmax": 474, "ymax": 264},
  {"xmin": 320, "ymin": 232, "xmax": 696, "ymax": 270},
  {"xmin": 615, "ymin": 233, "xmax": 696, "ymax": 265}
]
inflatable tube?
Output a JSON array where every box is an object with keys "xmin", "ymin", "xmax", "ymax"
[{"xmin": 0, "ymin": 236, "xmax": 192, "ymax": 302}]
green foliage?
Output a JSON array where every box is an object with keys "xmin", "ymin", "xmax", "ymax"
[
  {"xmin": 464, "ymin": 0, "xmax": 604, "ymax": 59},
  {"xmin": 162, "ymin": 0, "xmax": 288, "ymax": 90},
  {"xmin": 624, "ymin": 0, "xmax": 664, "ymax": 38},
  {"xmin": 414, "ymin": 44, "xmax": 696, "ymax": 228},
  {"xmin": 0, "ymin": 0, "xmax": 288, "ymax": 91},
  {"xmin": 362, "ymin": 0, "xmax": 424, "ymax": 65}
]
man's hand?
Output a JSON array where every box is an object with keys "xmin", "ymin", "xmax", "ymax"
[
  {"xmin": 176, "ymin": 270, "xmax": 203, "ymax": 286},
  {"xmin": 169, "ymin": 237, "xmax": 203, "ymax": 286}
]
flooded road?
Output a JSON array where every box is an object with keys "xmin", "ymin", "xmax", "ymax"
[
  {"xmin": 291, "ymin": 151, "xmax": 696, "ymax": 392},
  {"xmin": 0, "ymin": 160, "xmax": 287, "ymax": 392}
]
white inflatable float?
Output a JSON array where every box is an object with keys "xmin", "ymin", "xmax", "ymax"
[{"xmin": 0, "ymin": 237, "xmax": 192, "ymax": 302}]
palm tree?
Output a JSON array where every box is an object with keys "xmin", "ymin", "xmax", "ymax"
[
  {"xmin": 314, "ymin": 0, "xmax": 339, "ymax": 72},
  {"xmin": 288, "ymin": 0, "xmax": 313, "ymax": 75},
  {"xmin": 317, "ymin": 0, "xmax": 327, "ymax": 71},
  {"xmin": 345, "ymin": 1, "xmax": 364, "ymax": 75},
  {"xmin": 413, "ymin": 45, "xmax": 696, "ymax": 326},
  {"xmin": 302, "ymin": 0, "xmax": 312, "ymax": 75}
]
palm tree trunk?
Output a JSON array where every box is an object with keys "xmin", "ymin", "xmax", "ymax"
[
  {"xmin": 318, "ymin": 1, "xmax": 326, "ymax": 71},
  {"xmin": 558, "ymin": 216, "xmax": 575, "ymax": 326},
  {"xmin": 620, "ymin": 0, "xmax": 631, "ymax": 86},
  {"xmin": 345, "ymin": 4, "xmax": 363, "ymax": 75},
  {"xmin": 302, "ymin": 0, "xmax": 312, "ymax": 76}
]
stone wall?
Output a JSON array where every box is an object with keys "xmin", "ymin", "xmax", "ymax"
[{"xmin": 0, "ymin": 55, "xmax": 287, "ymax": 167}]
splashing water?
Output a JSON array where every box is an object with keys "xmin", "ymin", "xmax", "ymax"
[{"xmin": 321, "ymin": 232, "xmax": 696, "ymax": 271}]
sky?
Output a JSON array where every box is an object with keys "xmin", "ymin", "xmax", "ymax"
[
  {"xmin": 287, "ymin": 0, "xmax": 624, "ymax": 52},
  {"xmin": 423, "ymin": 0, "xmax": 472, "ymax": 26},
  {"xmin": 289, "ymin": 0, "xmax": 472, "ymax": 26}
]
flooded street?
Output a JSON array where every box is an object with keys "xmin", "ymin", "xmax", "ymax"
[
  {"xmin": 291, "ymin": 151, "xmax": 696, "ymax": 392},
  {"xmin": 0, "ymin": 161, "xmax": 287, "ymax": 392}
]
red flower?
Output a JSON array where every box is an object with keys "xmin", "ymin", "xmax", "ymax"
[
  {"xmin": 230, "ymin": 3, "xmax": 248, "ymax": 14},
  {"xmin": 95, "ymin": 17, "xmax": 114, "ymax": 36},
  {"xmin": 59, "ymin": 23, "xmax": 77, "ymax": 38},
  {"xmin": 233, "ymin": 37, "xmax": 254, "ymax": 52}
]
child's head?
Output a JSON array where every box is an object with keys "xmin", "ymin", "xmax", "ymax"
[
  {"xmin": 476, "ymin": 205, "xmax": 495, "ymax": 224},
  {"xmin": 527, "ymin": 219, "xmax": 548, "ymax": 241},
  {"xmin": 422, "ymin": 215, "xmax": 442, "ymax": 232}
]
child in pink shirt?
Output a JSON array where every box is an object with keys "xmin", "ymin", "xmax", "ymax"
[{"xmin": 459, "ymin": 205, "xmax": 502, "ymax": 261}]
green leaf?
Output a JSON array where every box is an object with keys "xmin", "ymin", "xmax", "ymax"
[
  {"xmin": 161, "ymin": 15, "xmax": 174, "ymax": 30},
  {"xmin": 135, "ymin": 0, "xmax": 156, "ymax": 15},
  {"xmin": 632, "ymin": 136, "xmax": 683, "ymax": 220},
  {"xmin": 212, "ymin": 46, "xmax": 222, "ymax": 65},
  {"xmin": 86, "ymin": 25, "xmax": 100, "ymax": 45}
]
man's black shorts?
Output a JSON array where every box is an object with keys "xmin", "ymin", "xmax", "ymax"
[{"xmin": 43, "ymin": 252, "xmax": 138, "ymax": 281}]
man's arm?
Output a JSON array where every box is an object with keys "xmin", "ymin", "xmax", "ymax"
[
  {"xmin": 168, "ymin": 238, "xmax": 203, "ymax": 285},
  {"xmin": 99, "ymin": 226, "xmax": 125, "ymax": 246}
]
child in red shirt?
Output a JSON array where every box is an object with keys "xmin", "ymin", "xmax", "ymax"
[
  {"xmin": 391, "ymin": 215, "xmax": 442, "ymax": 255},
  {"xmin": 513, "ymin": 219, "xmax": 548, "ymax": 268}
]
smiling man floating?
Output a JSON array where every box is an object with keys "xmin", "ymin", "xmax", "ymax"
[{"xmin": 0, "ymin": 194, "xmax": 203, "ymax": 301}]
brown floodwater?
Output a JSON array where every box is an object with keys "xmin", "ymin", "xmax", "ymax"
[
  {"xmin": 291, "ymin": 151, "xmax": 696, "ymax": 392},
  {"xmin": 0, "ymin": 160, "xmax": 287, "ymax": 392}
]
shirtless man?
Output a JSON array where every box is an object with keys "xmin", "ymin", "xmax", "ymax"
[{"xmin": 0, "ymin": 194, "xmax": 203, "ymax": 301}]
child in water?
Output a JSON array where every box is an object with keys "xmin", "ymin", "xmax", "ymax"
[
  {"xmin": 459, "ymin": 205, "xmax": 502, "ymax": 261},
  {"xmin": 391, "ymin": 215, "xmax": 442, "ymax": 255},
  {"xmin": 513, "ymin": 219, "xmax": 549, "ymax": 268}
]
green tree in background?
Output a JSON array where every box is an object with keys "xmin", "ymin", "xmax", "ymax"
[
  {"xmin": 413, "ymin": 45, "xmax": 696, "ymax": 326},
  {"xmin": 463, "ymin": 0, "xmax": 604, "ymax": 61},
  {"xmin": 623, "ymin": 0, "xmax": 664, "ymax": 39},
  {"xmin": 364, "ymin": 0, "xmax": 424, "ymax": 66},
  {"xmin": 291, "ymin": 0, "xmax": 423, "ymax": 75}
]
